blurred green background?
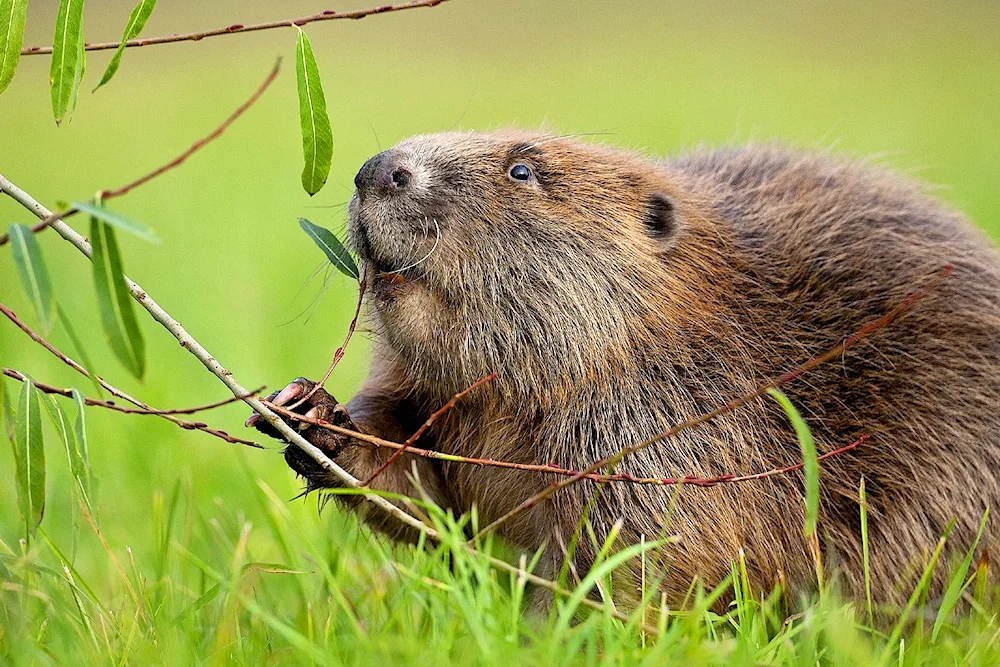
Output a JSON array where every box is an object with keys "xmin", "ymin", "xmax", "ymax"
[{"xmin": 1, "ymin": 0, "xmax": 998, "ymax": 577}]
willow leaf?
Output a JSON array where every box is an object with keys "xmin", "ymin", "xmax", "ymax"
[
  {"xmin": 14, "ymin": 379, "xmax": 45, "ymax": 537},
  {"xmin": 298, "ymin": 218, "xmax": 358, "ymax": 280},
  {"xmin": 294, "ymin": 27, "xmax": 333, "ymax": 195},
  {"xmin": 73, "ymin": 200, "xmax": 160, "ymax": 243},
  {"xmin": 768, "ymin": 388, "xmax": 818, "ymax": 537},
  {"xmin": 8, "ymin": 223, "xmax": 55, "ymax": 334},
  {"xmin": 90, "ymin": 217, "xmax": 146, "ymax": 379},
  {"xmin": 71, "ymin": 389, "xmax": 94, "ymax": 505},
  {"xmin": 38, "ymin": 390, "xmax": 92, "ymax": 512},
  {"xmin": 94, "ymin": 0, "xmax": 156, "ymax": 90},
  {"xmin": 50, "ymin": 0, "xmax": 86, "ymax": 125},
  {"xmin": 0, "ymin": 0, "xmax": 28, "ymax": 94}
]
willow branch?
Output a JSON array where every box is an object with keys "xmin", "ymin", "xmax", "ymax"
[
  {"xmin": 291, "ymin": 278, "xmax": 367, "ymax": 410},
  {"xmin": 473, "ymin": 266, "xmax": 952, "ymax": 540},
  {"xmin": 0, "ymin": 60, "xmax": 281, "ymax": 247},
  {"xmin": 0, "ymin": 302, "xmax": 262, "ymax": 447},
  {"xmin": 363, "ymin": 371, "xmax": 497, "ymax": 485},
  {"xmin": 20, "ymin": 0, "xmax": 450, "ymax": 56}
]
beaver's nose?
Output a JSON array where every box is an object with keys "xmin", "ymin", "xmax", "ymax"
[{"xmin": 354, "ymin": 150, "xmax": 411, "ymax": 196}]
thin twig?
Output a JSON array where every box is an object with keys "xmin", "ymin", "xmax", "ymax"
[
  {"xmin": 363, "ymin": 371, "xmax": 497, "ymax": 485},
  {"xmin": 291, "ymin": 278, "xmax": 367, "ymax": 410},
  {"xmin": 2, "ymin": 369, "xmax": 262, "ymax": 416},
  {"xmin": 0, "ymin": 303, "xmax": 262, "ymax": 447},
  {"xmin": 0, "ymin": 60, "xmax": 281, "ymax": 246},
  {"xmin": 19, "ymin": 0, "xmax": 450, "ymax": 56},
  {"xmin": 473, "ymin": 266, "xmax": 952, "ymax": 541},
  {"xmin": 266, "ymin": 400, "xmax": 867, "ymax": 486}
]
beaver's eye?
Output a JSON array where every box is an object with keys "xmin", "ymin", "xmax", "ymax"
[{"xmin": 508, "ymin": 164, "xmax": 532, "ymax": 182}]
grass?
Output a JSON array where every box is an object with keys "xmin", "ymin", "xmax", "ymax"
[{"xmin": 2, "ymin": 0, "xmax": 1000, "ymax": 664}]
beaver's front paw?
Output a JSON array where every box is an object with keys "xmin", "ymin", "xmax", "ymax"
[{"xmin": 244, "ymin": 378, "xmax": 357, "ymax": 488}]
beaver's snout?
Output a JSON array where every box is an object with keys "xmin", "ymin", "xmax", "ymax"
[{"xmin": 354, "ymin": 150, "xmax": 412, "ymax": 198}]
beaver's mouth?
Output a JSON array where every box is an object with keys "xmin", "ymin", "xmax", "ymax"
[{"xmin": 351, "ymin": 212, "xmax": 435, "ymax": 289}]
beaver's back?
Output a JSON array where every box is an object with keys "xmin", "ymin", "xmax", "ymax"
[{"xmin": 669, "ymin": 145, "xmax": 1000, "ymax": 600}]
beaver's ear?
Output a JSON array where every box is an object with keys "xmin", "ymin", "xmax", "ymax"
[{"xmin": 642, "ymin": 192, "xmax": 677, "ymax": 240}]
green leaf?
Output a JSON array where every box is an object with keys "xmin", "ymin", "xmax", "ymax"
[
  {"xmin": 298, "ymin": 218, "xmax": 359, "ymax": 280},
  {"xmin": 767, "ymin": 389, "xmax": 818, "ymax": 537},
  {"xmin": 932, "ymin": 509, "xmax": 989, "ymax": 640},
  {"xmin": 90, "ymin": 217, "xmax": 146, "ymax": 379},
  {"xmin": 13, "ymin": 379, "xmax": 45, "ymax": 538},
  {"xmin": 37, "ymin": 390, "xmax": 92, "ymax": 512},
  {"xmin": 8, "ymin": 223, "xmax": 56, "ymax": 334},
  {"xmin": 294, "ymin": 27, "xmax": 333, "ymax": 195},
  {"xmin": 71, "ymin": 389, "xmax": 94, "ymax": 503},
  {"xmin": 50, "ymin": 0, "xmax": 86, "ymax": 125},
  {"xmin": 93, "ymin": 0, "xmax": 156, "ymax": 91},
  {"xmin": 57, "ymin": 304, "xmax": 104, "ymax": 398},
  {"xmin": 0, "ymin": 375, "xmax": 14, "ymax": 443},
  {"xmin": 0, "ymin": 0, "xmax": 28, "ymax": 94},
  {"xmin": 73, "ymin": 200, "xmax": 160, "ymax": 244}
]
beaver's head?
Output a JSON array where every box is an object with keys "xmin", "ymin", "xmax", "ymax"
[{"xmin": 347, "ymin": 131, "xmax": 722, "ymax": 397}]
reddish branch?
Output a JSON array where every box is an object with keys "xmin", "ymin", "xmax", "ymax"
[
  {"xmin": 473, "ymin": 266, "xmax": 953, "ymax": 540},
  {"xmin": 0, "ymin": 61, "xmax": 281, "ymax": 246},
  {"xmin": 0, "ymin": 302, "xmax": 263, "ymax": 448},
  {"xmin": 20, "ymin": 1, "xmax": 450, "ymax": 56},
  {"xmin": 363, "ymin": 371, "xmax": 498, "ymax": 485},
  {"xmin": 292, "ymin": 279, "xmax": 367, "ymax": 410},
  {"xmin": 266, "ymin": 398, "xmax": 868, "ymax": 487}
]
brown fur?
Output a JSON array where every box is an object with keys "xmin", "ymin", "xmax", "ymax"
[{"xmin": 262, "ymin": 131, "xmax": 1000, "ymax": 609}]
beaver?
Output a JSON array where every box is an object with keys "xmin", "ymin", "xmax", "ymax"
[{"xmin": 248, "ymin": 131, "xmax": 1000, "ymax": 609}]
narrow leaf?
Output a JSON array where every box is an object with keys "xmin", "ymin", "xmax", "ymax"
[
  {"xmin": 0, "ymin": 375, "xmax": 14, "ymax": 443},
  {"xmin": 50, "ymin": 0, "xmax": 86, "ymax": 125},
  {"xmin": 57, "ymin": 304, "xmax": 104, "ymax": 397},
  {"xmin": 37, "ymin": 390, "xmax": 92, "ymax": 512},
  {"xmin": 932, "ymin": 509, "xmax": 989, "ymax": 640},
  {"xmin": 0, "ymin": 0, "xmax": 28, "ymax": 94},
  {"xmin": 767, "ymin": 389, "xmax": 819, "ymax": 537},
  {"xmin": 294, "ymin": 27, "xmax": 333, "ymax": 195},
  {"xmin": 13, "ymin": 379, "xmax": 45, "ymax": 537},
  {"xmin": 90, "ymin": 217, "xmax": 146, "ymax": 379},
  {"xmin": 8, "ymin": 223, "xmax": 56, "ymax": 334},
  {"xmin": 298, "ymin": 218, "xmax": 358, "ymax": 280},
  {"xmin": 71, "ymin": 389, "xmax": 94, "ymax": 504},
  {"xmin": 73, "ymin": 200, "xmax": 160, "ymax": 244},
  {"xmin": 94, "ymin": 0, "xmax": 156, "ymax": 91}
]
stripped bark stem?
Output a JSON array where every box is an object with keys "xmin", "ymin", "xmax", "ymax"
[
  {"xmin": 363, "ymin": 371, "xmax": 497, "ymax": 485},
  {"xmin": 0, "ymin": 302, "xmax": 261, "ymax": 447},
  {"xmin": 0, "ymin": 172, "xmax": 433, "ymax": 537},
  {"xmin": 473, "ymin": 266, "xmax": 952, "ymax": 541},
  {"xmin": 0, "ymin": 61, "xmax": 281, "ymax": 247},
  {"xmin": 20, "ymin": 0, "xmax": 450, "ymax": 56}
]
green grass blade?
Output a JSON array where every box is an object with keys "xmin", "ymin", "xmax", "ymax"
[
  {"xmin": 36, "ymin": 390, "xmax": 93, "ymax": 513},
  {"xmin": 885, "ymin": 525, "xmax": 951, "ymax": 659},
  {"xmin": 73, "ymin": 200, "xmax": 160, "ymax": 243},
  {"xmin": 13, "ymin": 378, "xmax": 45, "ymax": 538},
  {"xmin": 860, "ymin": 476, "xmax": 873, "ymax": 627},
  {"xmin": 299, "ymin": 217, "xmax": 359, "ymax": 279},
  {"xmin": 93, "ymin": 0, "xmax": 156, "ymax": 91},
  {"xmin": 294, "ymin": 27, "xmax": 333, "ymax": 195},
  {"xmin": 50, "ymin": 0, "xmax": 86, "ymax": 125},
  {"xmin": 767, "ymin": 389, "xmax": 818, "ymax": 537},
  {"xmin": 932, "ymin": 509, "xmax": 989, "ymax": 641},
  {"xmin": 56, "ymin": 304, "xmax": 104, "ymax": 398},
  {"xmin": 90, "ymin": 217, "xmax": 146, "ymax": 379},
  {"xmin": 8, "ymin": 223, "xmax": 55, "ymax": 334},
  {"xmin": 0, "ymin": 0, "xmax": 28, "ymax": 94}
]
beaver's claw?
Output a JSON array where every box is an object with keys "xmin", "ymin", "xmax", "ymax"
[{"xmin": 245, "ymin": 377, "xmax": 356, "ymax": 488}]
